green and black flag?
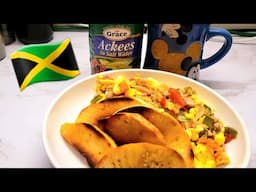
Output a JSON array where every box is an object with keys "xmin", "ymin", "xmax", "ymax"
[{"xmin": 10, "ymin": 38, "xmax": 80, "ymax": 91}]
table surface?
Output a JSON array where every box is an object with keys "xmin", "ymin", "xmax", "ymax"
[{"xmin": 0, "ymin": 31, "xmax": 255, "ymax": 168}]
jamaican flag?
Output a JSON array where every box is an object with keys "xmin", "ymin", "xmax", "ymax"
[{"xmin": 10, "ymin": 38, "xmax": 80, "ymax": 91}]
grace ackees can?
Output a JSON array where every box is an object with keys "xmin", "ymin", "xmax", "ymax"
[{"xmin": 89, "ymin": 24, "xmax": 144, "ymax": 74}]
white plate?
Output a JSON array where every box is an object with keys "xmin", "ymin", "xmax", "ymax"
[{"xmin": 42, "ymin": 69, "xmax": 251, "ymax": 168}]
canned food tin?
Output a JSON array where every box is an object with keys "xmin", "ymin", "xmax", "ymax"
[{"xmin": 89, "ymin": 24, "xmax": 144, "ymax": 74}]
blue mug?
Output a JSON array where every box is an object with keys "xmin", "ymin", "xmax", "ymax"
[{"xmin": 143, "ymin": 24, "xmax": 232, "ymax": 80}]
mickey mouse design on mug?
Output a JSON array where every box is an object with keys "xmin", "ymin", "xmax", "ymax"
[
  {"xmin": 151, "ymin": 24, "xmax": 201, "ymax": 80},
  {"xmin": 144, "ymin": 24, "xmax": 233, "ymax": 80}
]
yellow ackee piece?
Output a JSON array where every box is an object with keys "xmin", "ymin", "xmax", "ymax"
[
  {"xmin": 185, "ymin": 107, "xmax": 198, "ymax": 119},
  {"xmin": 192, "ymin": 143, "xmax": 216, "ymax": 168},
  {"xmin": 126, "ymin": 88, "xmax": 136, "ymax": 97},
  {"xmin": 113, "ymin": 75, "xmax": 129, "ymax": 95},
  {"xmin": 166, "ymin": 101, "xmax": 174, "ymax": 110},
  {"xmin": 191, "ymin": 94, "xmax": 202, "ymax": 104},
  {"xmin": 146, "ymin": 77, "xmax": 161, "ymax": 88},
  {"xmin": 186, "ymin": 125, "xmax": 204, "ymax": 141},
  {"xmin": 214, "ymin": 132, "xmax": 225, "ymax": 146},
  {"xmin": 198, "ymin": 116, "xmax": 205, "ymax": 123}
]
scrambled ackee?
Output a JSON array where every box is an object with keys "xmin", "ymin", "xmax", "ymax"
[{"xmin": 92, "ymin": 74, "xmax": 238, "ymax": 168}]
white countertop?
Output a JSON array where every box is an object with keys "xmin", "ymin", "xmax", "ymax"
[{"xmin": 0, "ymin": 31, "xmax": 255, "ymax": 168}]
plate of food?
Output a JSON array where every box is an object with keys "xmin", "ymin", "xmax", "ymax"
[{"xmin": 42, "ymin": 69, "xmax": 251, "ymax": 168}]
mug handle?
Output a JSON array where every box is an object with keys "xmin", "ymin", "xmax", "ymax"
[{"xmin": 200, "ymin": 27, "xmax": 232, "ymax": 69}]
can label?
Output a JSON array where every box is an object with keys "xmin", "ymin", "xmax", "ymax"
[{"xmin": 89, "ymin": 24, "xmax": 144, "ymax": 74}]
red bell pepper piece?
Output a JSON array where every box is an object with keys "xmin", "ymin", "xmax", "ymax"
[{"xmin": 169, "ymin": 88, "xmax": 186, "ymax": 108}]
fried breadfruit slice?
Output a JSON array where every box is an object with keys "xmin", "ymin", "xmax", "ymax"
[
  {"xmin": 60, "ymin": 122, "xmax": 117, "ymax": 167},
  {"xmin": 75, "ymin": 97, "xmax": 145, "ymax": 127},
  {"xmin": 104, "ymin": 112, "xmax": 166, "ymax": 145},
  {"xmin": 141, "ymin": 108, "xmax": 194, "ymax": 168},
  {"xmin": 95, "ymin": 142, "xmax": 186, "ymax": 168}
]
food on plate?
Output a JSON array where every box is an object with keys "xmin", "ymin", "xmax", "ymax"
[
  {"xmin": 95, "ymin": 142, "xmax": 186, "ymax": 168},
  {"xmin": 91, "ymin": 74, "xmax": 238, "ymax": 168},
  {"xmin": 60, "ymin": 122, "xmax": 117, "ymax": 167},
  {"xmin": 104, "ymin": 112, "xmax": 166, "ymax": 145}
]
